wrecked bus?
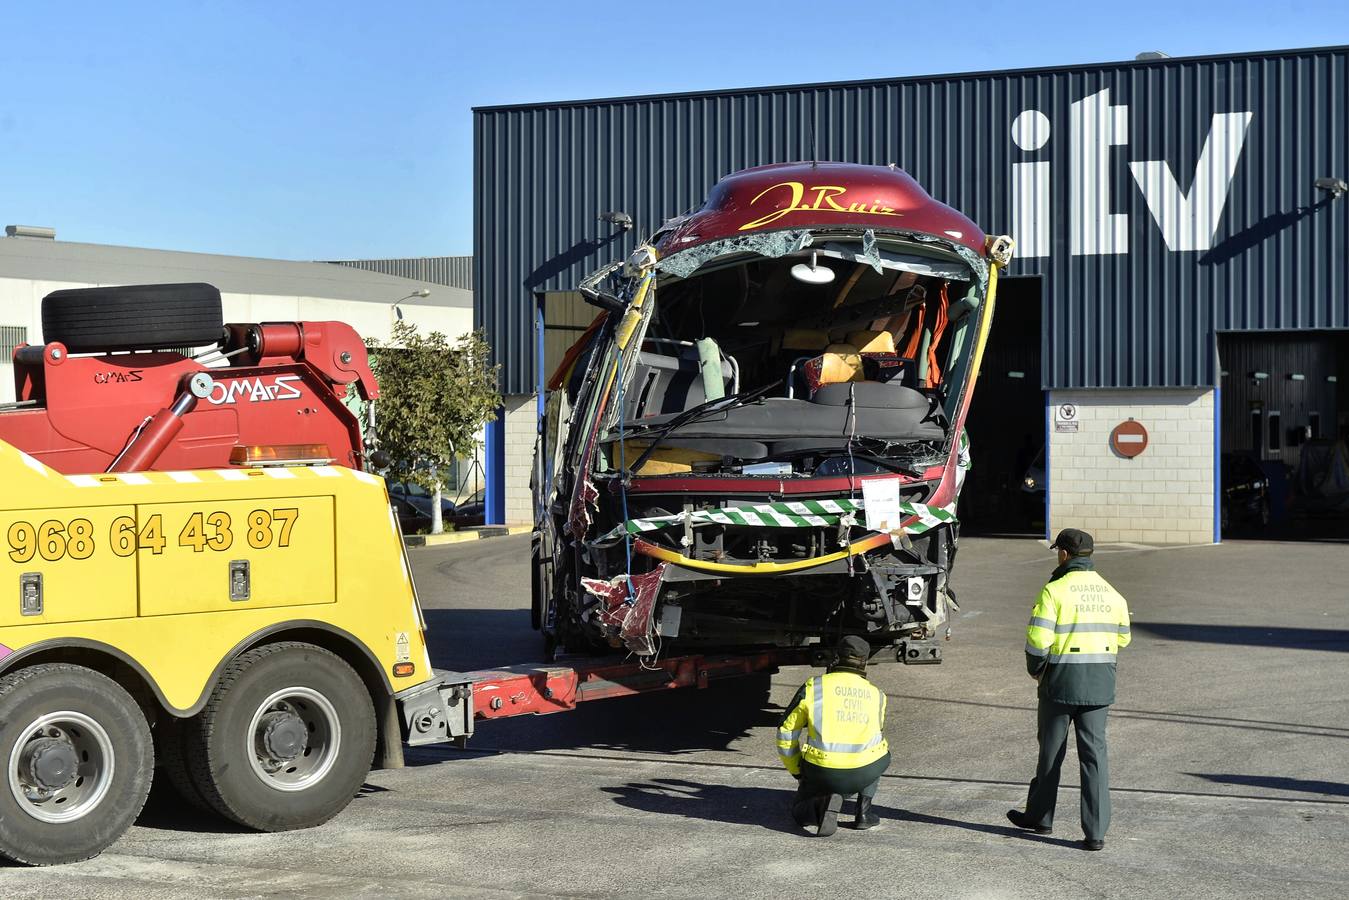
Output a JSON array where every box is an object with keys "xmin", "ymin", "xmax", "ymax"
[{"xmin": 532, "ymin": 162, "xmax": 1013, "ymax": 662}]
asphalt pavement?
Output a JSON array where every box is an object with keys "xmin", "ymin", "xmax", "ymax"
[{"xmin": 6, "ymin": 533, "xmax": 1348, "ymax": 898}]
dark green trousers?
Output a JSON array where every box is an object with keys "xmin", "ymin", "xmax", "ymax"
[
  {"xmin": 1024, "ymin": 701, "xmax": 1110, "ymax": 840},
  {"xmin": 791, "ymin": 755, "xmax": 890, "ymax": 825}
]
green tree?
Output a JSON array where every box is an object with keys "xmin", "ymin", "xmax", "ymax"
[{"xmin": 368, "ymin": 323, "xmax": 500, "ymax": 533}]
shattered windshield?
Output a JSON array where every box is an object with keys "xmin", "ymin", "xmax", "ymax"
[{"xmin": 574, "ymin": 229, "xmax": 989, "ymax": 481}]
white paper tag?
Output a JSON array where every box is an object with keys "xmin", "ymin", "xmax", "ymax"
[{"xmin": 862, "ymin": 478, "xmax": 902, "ymax": 532}]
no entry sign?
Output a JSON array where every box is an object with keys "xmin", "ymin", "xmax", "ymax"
[{"xmin": 1111, "ymin": 420, "xmax": 1149, "ymax": 458}]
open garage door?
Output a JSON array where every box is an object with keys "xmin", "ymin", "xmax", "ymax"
[
  {"xmin": 1218, "ymin": 331, "xmax": 1349, "ymax": 540},
  {"xmin": 960, "ymin": 276, "xmax": 1045, "ymax": 536}
]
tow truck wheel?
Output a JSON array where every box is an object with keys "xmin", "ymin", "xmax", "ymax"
[
  {"xmin": 0, "ymin": 663, "xmax": 154, "ymax": 866},
  {"xmin": 185, "ymin": 642, "xmax": 375, "ymax": 831}
]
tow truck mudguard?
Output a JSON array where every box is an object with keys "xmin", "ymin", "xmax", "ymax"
[{"xmin": 395, "ymin": 669, "xmax": 475, "ymax": 746}]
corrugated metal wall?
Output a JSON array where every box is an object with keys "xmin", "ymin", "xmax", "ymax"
[
  {"xmin": 475, "ymin": 47, "xmax": 1349, "ymax": 395},
  {"xmin": 330, "ymin": 256, "xmax": 473, "ymax": 290}
]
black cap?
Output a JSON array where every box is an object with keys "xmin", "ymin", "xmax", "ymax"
[
  {"xmin": 836, "ymin": 635, "xmax": 871, "ymax": 667},
  {"xmin": 1050, "ymin": 528, "xmax": 1094, "ymax": 556}
]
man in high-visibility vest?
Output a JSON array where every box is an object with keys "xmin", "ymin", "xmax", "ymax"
[
  {"xmin": 1007, "ymin": 528, "xmax": 1131, "ymax": 851},
  {"xmin": 777, "ymin": 636, "xmax": 890, "ymax": 836}
]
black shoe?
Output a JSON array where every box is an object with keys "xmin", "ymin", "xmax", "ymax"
[
  {"xmin": 853, "ymin": 795, "xmax": 881, "ymax": 831},
  {"xmin": 794, "ymin": 794, "xmax": 826, "ymax": 833},
  {"xmin": 1083, "ymin": 839, "xmax": 1105, "ymax": 851},
  {"xmin": 816, "ymin": 793, "xmax": 843, "ymax": 837},
  {"xmin": 1006, "ymin": 809, "xmax": 1053, "ymax": 835}
]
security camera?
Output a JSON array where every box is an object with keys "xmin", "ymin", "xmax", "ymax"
[
  {"xmin": 1314, "ymin": 177, "xmax": 1348, "ymax": 197},
  {"xmin": 599, "ymin": 211, "xmax": 634, "ymax": 231}
]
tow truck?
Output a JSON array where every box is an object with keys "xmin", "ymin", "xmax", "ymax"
[{"xmin": 0, "ymin": 283, "xmax": 812, "ymax": 865}]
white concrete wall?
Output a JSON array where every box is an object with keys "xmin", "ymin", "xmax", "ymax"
[
  {"xmin": 501, "ymin": 393, "xmax": 538, "ymax": 525},
  {"xmin": 0, "ymin": 276, "xmax": 471, "ymax": 403},
  {"xmin": 0, "ymin": 277, "xmax": 46, "ymax": 403},
  {"xmin": 1048, "ymin": 388, "xmax": 1216, "ymax": 544}
]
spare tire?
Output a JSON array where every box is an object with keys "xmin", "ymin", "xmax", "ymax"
[{"xmin": 42, "ymin": 283, "xmax": 223, "ymax": 353}]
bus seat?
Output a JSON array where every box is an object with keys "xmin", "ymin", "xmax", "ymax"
[{"xmin": 846, "ymin": 330, "xmax": 897, "ymax": 354}]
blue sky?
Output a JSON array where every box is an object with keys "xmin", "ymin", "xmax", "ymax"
[{"xmin": 0, "ymin": 1, "xmax": 1341, "ymax": 260}]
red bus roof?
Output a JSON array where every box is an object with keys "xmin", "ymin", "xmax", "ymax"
[{"xmin": 656, "ymin": 161, "xmax": 986, "ymax": 258}]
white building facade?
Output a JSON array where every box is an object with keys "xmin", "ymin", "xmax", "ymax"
[{"xmin": 0, "ymin": 234, "xmax": 472, "ymax": 405}]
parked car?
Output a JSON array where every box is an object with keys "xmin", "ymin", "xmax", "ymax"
[
  {"xmin": 1221, "ymin": 452, "xmax": 1271, "ymax": 532},
  {"xmin": 1020, "ymin": 446, "xmax": 1046, "ymax": 523},
  {"xmin": 446, "ymin": 488, "xmax": 485, "ymax": 528},
  {"xmin": 388, "ymin": 481, "xmax": 457, "ymax": 533}
]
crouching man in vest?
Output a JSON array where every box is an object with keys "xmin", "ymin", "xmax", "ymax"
[{"xmin": 777, "ymin": 636, "xmax": 890, "ymax": 836}]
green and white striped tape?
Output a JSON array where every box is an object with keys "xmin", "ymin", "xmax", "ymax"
[{"xmin": 601, "ymin": 497, "xmax": 954, "ymax": 541}]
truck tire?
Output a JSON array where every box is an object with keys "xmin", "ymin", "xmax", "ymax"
[
  {"xmin": 0, "ymin": 663, "xmax": 154, "ymax": 866},
  {"xmin": 530, "ymin": 542, "xmax": 544, "ymax": 632},
  {"xmin": 184, "ymin": 642, "xmax": 375, "ymax": 831},
  {"xmin": 41, "ymin": 282, "xmax": 223, "ymax": 353},
  {"xmin": 153, "ymin": 715, "xmax": 217, "ymax": 816}
]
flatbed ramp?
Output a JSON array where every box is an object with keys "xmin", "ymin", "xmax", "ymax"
[{"xmin": 454, "ymin": 648, "xmax": 814, "ymax": 722}]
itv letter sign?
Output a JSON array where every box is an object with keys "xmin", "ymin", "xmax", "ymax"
[{"xmin": 1011, "ymin": 88, "xmax": 1254, "ymax": 258}]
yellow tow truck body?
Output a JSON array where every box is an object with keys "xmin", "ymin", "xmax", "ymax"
[
  {"xmin": 0, "ymin": 438, "xmax": 432, "ymax": 712},
  {"xmin": 0, "ymin": 435, "xmax": 473, "ymax": 866}
]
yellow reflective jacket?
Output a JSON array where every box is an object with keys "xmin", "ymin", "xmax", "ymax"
[
  {"xmin": 1025, "ymin": 558, "xmax": 1131, "ymax": 705},
  {"xmin": 776, "ymin": 670, "xmax": 888, "ymax": 776}
]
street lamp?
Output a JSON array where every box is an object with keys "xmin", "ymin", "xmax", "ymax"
[{"xmin": 391, "ymin": 288, "xmax": 431, "ymax": 321}]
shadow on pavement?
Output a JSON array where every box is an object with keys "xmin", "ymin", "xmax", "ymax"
[
  {"xmin": 1187, "ymin": 773, "xmax": 1349, "ymax": 797},
  {"xmin": 892, "ymin": 808, "xmax": 1082, "ymax": 848},
  {"xmin": 136, "ymin": 779, "xmax": 390, "ymax": 833},
  {"xmin": 417, "ymin": 678, "xmax": 782, "ymax": 758},
  {"xmin": 1132, "ymin": 622, "xmax": 1349, "ymax": 652},
  {"xmin": 602, "ymin": 777, "xmax": 1080, "ymax": 846},
  {"xmin": 420, "ymin": 605, "xmax": 784, "ymax": 756},
  {"xmin": 422, "ymin": 608, "xmax": 539, "ymax": 671},
  {"xmin": 135, "ymin": 779, "xmax": 248, "ymax": 833},
  {"xmin": 886, "ymin": 693, "xmax": 1349, "ymax": 740},
  {"xmin": 602, "ymin": 778, "xmax": 800, "ymax": 834}
]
